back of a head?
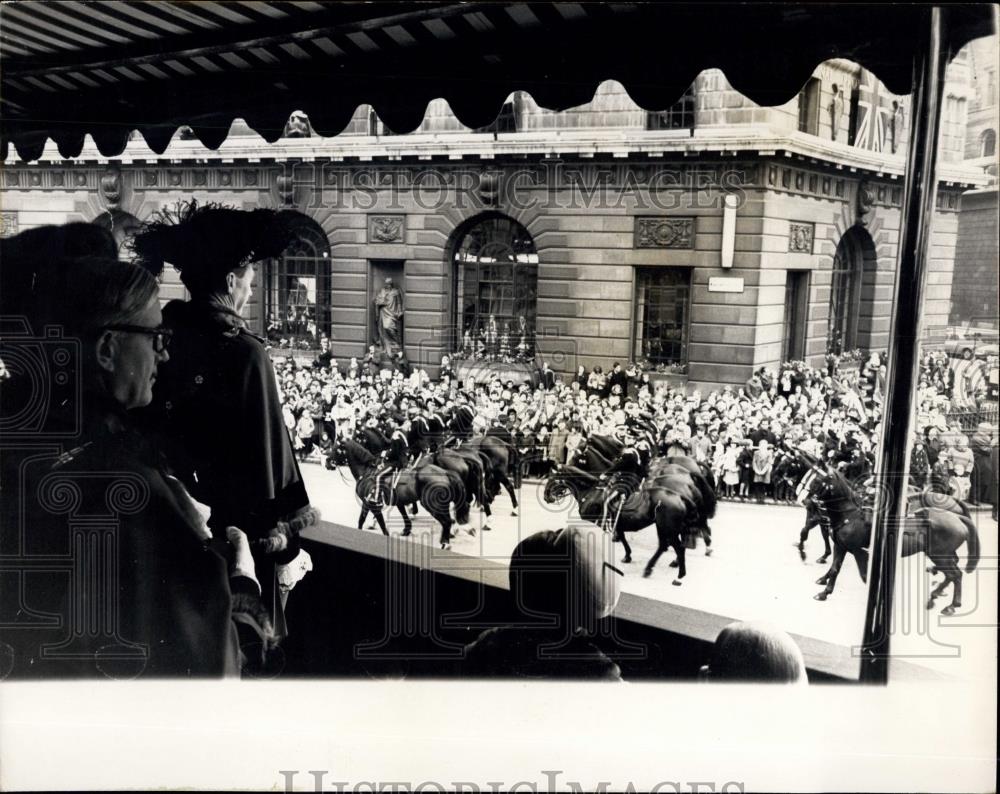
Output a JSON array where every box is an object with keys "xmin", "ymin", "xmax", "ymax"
[
  {"xmin": 1, "ymin": 224, "xmax": 117, "ymax": 322},
  {"xmin": 709, "ymin": 620, "xmax": 807, "ymax": 683},
  {"xmin": 33, "ymin": 256, "xmax": 158, "ymax": 339},
  {"xmin": 508, "ymin": 525, "xmax": 620, "ymax": 629}
]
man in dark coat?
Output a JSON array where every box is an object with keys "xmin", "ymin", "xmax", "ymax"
[{"xmin": 133, "ymin": 202, "xmax": 317, "ymax": 639}]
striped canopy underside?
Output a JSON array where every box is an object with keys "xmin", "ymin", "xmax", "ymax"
[{"xmin": 0, "ymin": 2, "xmax": 995, "ymax": 161}]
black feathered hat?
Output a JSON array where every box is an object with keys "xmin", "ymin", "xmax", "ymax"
[{"xmin": 131, "ymin": 200, "xmax": 295, "ymax": 295}]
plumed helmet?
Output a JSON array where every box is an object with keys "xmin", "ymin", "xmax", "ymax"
[{"xmin": 131, "ymin": 200, "xmax": 296, "ymax": 294}]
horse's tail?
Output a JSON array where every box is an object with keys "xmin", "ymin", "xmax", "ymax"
[
  {"xmin": 962, "ymin": 514, "xmax": 980, "ymax": 573},
  {"xmin": 465, "ymin": 454, "xmax": 485, "ymax": 506},
  {"xmin": 695, "ymin": 471, "xmax": 717, "ymax": 519}
]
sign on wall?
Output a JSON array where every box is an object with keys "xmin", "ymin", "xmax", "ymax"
[{"xmin": 708, "ymin": 276, "xmax": 745, "ymax": 293}]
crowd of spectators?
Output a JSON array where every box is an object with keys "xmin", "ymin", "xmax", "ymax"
[{"xmin": 273, "ymin": 343, "xmax": 997, "ymax": 510}]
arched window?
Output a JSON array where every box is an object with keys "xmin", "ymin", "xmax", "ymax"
[
  {"xmin": 260, "ymin": 213, "xmax": 331, "ymax": 351},
  {"xmin": 981, "ymin": 128, "xmax": 996, "ymax": 158},
  {"xmin": 827, "ymin": 227, "xmax": 877, "ymax": 355},
  {"xmin": 453, "ymin": 215, "xmax": 538, "ymax": 361}
]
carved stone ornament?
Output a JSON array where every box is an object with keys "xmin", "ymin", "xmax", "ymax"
[
  {"xmin": 0, "ymin": 211, "xmax": 19, "ymax": 238},
  {"xmin": 634, "ymin": 217, "xmax": 694, "ymax": 249},
  {"xmin": 856, "ymin": 180, "xmax": 876, "ymax": 225},
  {"xmin": 275, "ymin": 174, "xmax": 295, "ymax": 206},
  {"xmin": 788, "ymin": 222, "xmax": 814, "ymax": 253},
  {"xmin": 368, "ymin": 214, "xmax": 405, "ymax": 243},
  {"xmin": 478, "ymin": 171, "xmax": 500, "ymax": 206},
  {"xmin": 99, "ymin": 167, "xmax": 121, "ymax": 209}
]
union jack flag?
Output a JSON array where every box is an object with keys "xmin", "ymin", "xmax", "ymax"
[{"xmin": 849, "ymin": 69, "xmax": 892, "ymax": 153}]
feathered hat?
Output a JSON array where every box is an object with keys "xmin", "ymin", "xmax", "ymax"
[{"xmin": 130, "ymin": 200, "xmax": 296, "ymax": 289}]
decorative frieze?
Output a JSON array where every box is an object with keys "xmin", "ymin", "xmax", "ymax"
[
  {"xmin": 368, "ymin": 214, "xmax": 405, "ymax": 243},
  {"xmin": 788, "ymin": 222, "xmax": 814, "ymax": 253},
  {"xmin": 0, "ymin": 210, "xmax": 18, "ymax": 238},
  {"xmin": 634, "ymin": 217, "xmax": 694, "ymax": 249}
]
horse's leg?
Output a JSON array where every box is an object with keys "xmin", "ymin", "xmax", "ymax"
[
  {"xmin": 411, "ymin": 502, "xmax": 419, "ymax": 516},
  {"xmin": 818, "ymin": 525, "xmax": 831, "ymax": 564},
  {"xmin": 852, "ymin": 546, "xmax": 869, "ymax": 584},
  {"xmin": 435, "ymin": 511, "xmax": 453, "ymax": 549},
  {"xmin": 943, "ymin": 555, "xmax": 962, "ymax": 616},
  {"xmin": 926, "ymin": 555, "xmax": 950, "ymax": 609},
  {"xmin": 358, "ymin": 505, "xmax": 369, "ymax": 530},
  {"xmin": 373, "ymin": 508, "xmax": 388, "ymax": 536},
  {"xmin": 797, "ymin": 523, "xmax": 810, "ymax": 561},
  {"xmin": 617, "ymin": 532, "xmax": 632, "ymax": 564},
  {"xmin": 702, "ymin": 522, "xmax": 713, "ymax": 556},
  {"xmin": 643, "ymin": 545, "xmax": 666, "ymax": 578},
  {"xmin": 815, "ymin": 544, "xmax": 846, "ymax": 600},
  {"xmin": 399, "ymin": 504, "xmax": 412, "ymax": 537},
  {"xmin": 671, "ymin": 534, "xmax": 687, "ymax": 585},
  {"xmin": 497, "ymin": 470, "xmax": 519, "ymax": 515}
]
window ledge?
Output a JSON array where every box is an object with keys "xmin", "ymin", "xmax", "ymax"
[{"xmin": 302, "ymin": 520, "xmax": 948, "ymax": 683}]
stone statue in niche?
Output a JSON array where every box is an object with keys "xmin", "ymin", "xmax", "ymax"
[
  {"xmin": 890, "ymin": 101, "xmax": 904, "ymax": 154},
  {"xmin": 100, "ymin": 167, "xmax": 121, "ymax": 209},
  {"xmin": 373, "ymin": 276, "xmax": 404, "ymax": 356},
  {"xmin": 829, "ymin": 84, "xmax": 846, "ymax": 142},
  {"xmin": 856, "ymin": 180, "xmax": 876, "ymax": 225}
]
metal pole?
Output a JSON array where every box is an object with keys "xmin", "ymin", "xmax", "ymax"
[{"xmin": 858, "ymin": 6, "xmax": 949, "ymax": 684}]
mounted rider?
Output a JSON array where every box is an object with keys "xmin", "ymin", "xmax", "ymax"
[
  {"xmin": 373, "ymin": 419, "xmax": 411, "ymax": 503},
  {"xmin": 598, "ymin": 426, "xmax": 654, "ymax": 531},
  {"xmin": 451, "ymin": 392, "xmax": 477, "ymax": 441}
]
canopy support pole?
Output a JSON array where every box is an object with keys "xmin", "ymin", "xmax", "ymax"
[{"xmin": 859, "ymin": 6, "xmax": 949, "ymax": 684}]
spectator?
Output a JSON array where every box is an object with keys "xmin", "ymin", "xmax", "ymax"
[
  {"xmin": 752, "ymin": 439, "xmax": 774, "ymax": 503},
  {"xmin": 462, "ymin": 525, "xmax": 623, "ymax": 680},
  {"xmin": 701, "ymin": 620, "xmax": 807, "ymax": 683},
  {"xmin": 969, "ymin": 422, "xmax": 995, "ymax": 506},
  {"xmin": 133, "ymin": 201, "xmax": 318, "ymax": 642},
  {"xmin": 10, "ymin": 255, "xmax": 256, "ymax": 678}
]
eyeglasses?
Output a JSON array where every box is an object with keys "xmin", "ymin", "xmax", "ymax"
[{"xmin": 101, "ymin": 324, "xmax": 173, "ymax": 353}]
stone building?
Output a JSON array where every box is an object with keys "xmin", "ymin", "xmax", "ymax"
[
  {"xmin": 1, "ymin": 59, "xmax": 986, "ymax": 388},
  {"xmin": 952, "ymin": 37, "xmax": 999, "ymax": 330}
]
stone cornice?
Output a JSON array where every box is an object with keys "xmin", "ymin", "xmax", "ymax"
[{"xmin": 7, "ymin": 126, "xmax": 986, "ymax": 188}]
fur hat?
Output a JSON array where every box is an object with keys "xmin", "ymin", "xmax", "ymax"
[{"xmin": 131, "ymin": 200, "xmax": 296, "ymax": 291}]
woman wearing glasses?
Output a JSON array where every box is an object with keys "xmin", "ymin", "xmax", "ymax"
[
  {"xmin": 132, "ymin": 202, "xmax": 317, "ymax": 643},
  {"xmin": 6, "ymin": 255, "xmax": 255, "ymax": 678}
]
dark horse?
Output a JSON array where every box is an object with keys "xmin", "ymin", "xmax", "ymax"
[
  {"xmin": 798, "ymin": 459, "xmax": 980, "ymax": 613},
  {"xmin": 447, "ymin": 431, "xmax": 519, "ymax": 516},
  {"xmin": 543, "ymin": 464, "xmax": 705, "ymax": 584},
  {"xmin": 335, "ymin": 437, "xmax": 469, "ymax": 549}
]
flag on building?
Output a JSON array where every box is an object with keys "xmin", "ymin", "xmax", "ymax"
[{"xmin": 850, "ymin": 69, "xmax": 892, "ymax": 153}]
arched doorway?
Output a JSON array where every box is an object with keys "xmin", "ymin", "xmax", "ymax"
[
  {"xmin": 93, "ymin": 209, "xmax": 141, "ymax": 260},
  {"xmin": 451, "ymin": 214, "xmax": 538, "ymax": 360},
  {"xmin": 258, "ymin": 212, "xmax": 331, "ymax": 350},
  {"xmin": 827, "ymin": 226, "xmax": 878, "ymax": 354}
]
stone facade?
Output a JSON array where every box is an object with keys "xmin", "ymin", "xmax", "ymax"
[{"xmin": 1, "ymin": 61, "xmax": 985, "ymax": 389}]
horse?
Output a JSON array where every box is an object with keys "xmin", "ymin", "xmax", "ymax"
[
  {"xmin": 335, "ymin": 437, "xmax": 469, "ymax": 549},
  {"xmin": 355, "ymin": 425, "xmax": 390, "ymax": 457},
  {"xmin": 649, "ymin": 454, "xmax": 717, "ymax": 556},
  {"xmin": 569, "ymin": 443, "xmax": 615, "ymax": 474},
  {"xmin": 449, "ymin": 433, "xmax": 519, "ymax": 516},
  {"xmin": 543, "ymin": 464, "xmax": 703, "ymax": 584},
  {"xmin": 427, "ymin": 445, "xmax": 497, "ymax": 529},
  {"xmin": 796, "ymin": 459, "xmax": 980, "ymax": 612},
  {"xmin": 586, "ymin": 433, "xmax": 624, "ymax": 461}
]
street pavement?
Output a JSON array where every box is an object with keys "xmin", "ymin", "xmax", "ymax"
[{"xmin": 301, "ymin": 462, "xmax": 997, "ymax": 683}]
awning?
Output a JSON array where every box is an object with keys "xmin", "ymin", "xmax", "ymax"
[{"xmin": 0, "ymin": 2, "xmax": 995, "ymax": 162}]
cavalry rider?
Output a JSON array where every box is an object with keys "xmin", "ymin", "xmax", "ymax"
[
  {"xmin": 451, "ymin": 392, "xmax": 477, "ymax": 441},
  {"xmin": 374, "ymin": 418, "xmax": 411, "ymax": 503},
  {"xmin": 598, "ymin": 428, "xmax": 653, "ymax": 530}
]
